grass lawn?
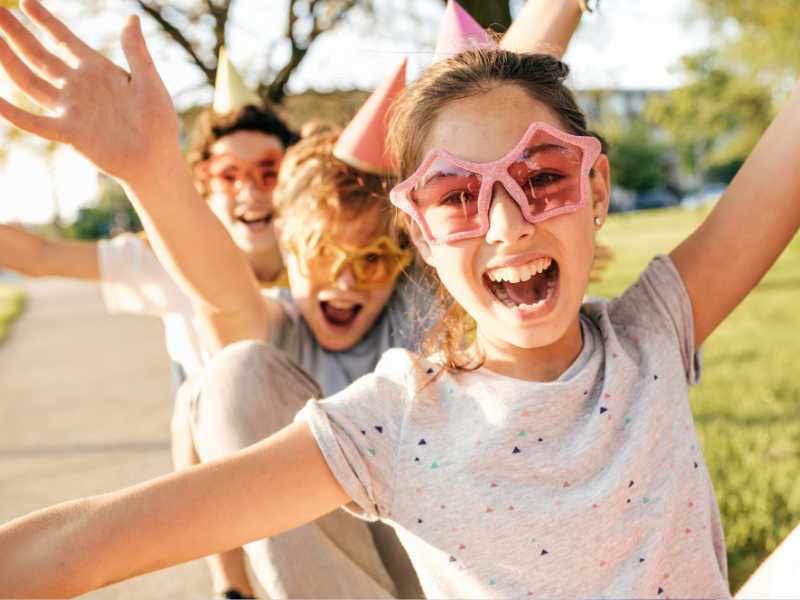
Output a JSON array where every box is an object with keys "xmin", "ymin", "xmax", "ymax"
[
  {"xmin": 588, "ymin": 206, "xmax": 800, "ymax": 592},
  {"xmin": 0, "ymin": 283, "xmax": 26, "ymax": 342}
]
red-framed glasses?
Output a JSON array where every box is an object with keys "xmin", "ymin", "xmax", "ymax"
[{"xmin": 205, "ymin": 154, "xmax": 282, "ymax": 194}]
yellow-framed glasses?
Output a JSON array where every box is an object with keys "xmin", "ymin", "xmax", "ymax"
[{"xmin": 291, "ymin": 235, "xmax": 412, "ymax": 289}]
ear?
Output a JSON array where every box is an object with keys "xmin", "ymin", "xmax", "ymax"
[
  {"xmin": 193, "ymin": 161, "xmax": 211, "ymax": 196},
  {"xmin": 407, "ymin": 217, "xmax": 435, "ymax": 267},
  {"xmin": 589, "ymin": 154, "xmax": 611, "ymax": 225}
]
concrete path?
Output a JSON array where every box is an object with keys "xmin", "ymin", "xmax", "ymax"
[{"xmin": 0, "ymin": 277, "xmax": 209, "ymax": 598}]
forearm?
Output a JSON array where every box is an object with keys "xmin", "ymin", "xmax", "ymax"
[
  {"xmin": 0, "ymin": 224, "xmax": 46, "ymax": 276},
  {"xmin": 0, "ymin": 225, "xmax": 99, "ymax": 279},
  {"xmin": 0, "ymin": 498, "xmax": 103, "ymax": 597},
  {"xmin": 119, "ymin": 157, "xmax": 266, "ymax": 329},
  {"xmin": 0, "ymin": 422, "xmax": 348, "ymax": 597},
  {"xmin": 500, "ymin": 0, "xmax": 583, "ymax": 58}
]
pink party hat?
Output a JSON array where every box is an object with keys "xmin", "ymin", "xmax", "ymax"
[
  {"xmin": 433, "ymin": 0, "xmax": 497, "ymax": 62},
  {"xmin": 333, "ymin": 58, "xmax": 407, "ymax": 175}
]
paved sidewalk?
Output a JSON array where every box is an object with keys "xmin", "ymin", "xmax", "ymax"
[{"xmin": 0, "ymin": 277, "xmax": 209, "ymax": 598}]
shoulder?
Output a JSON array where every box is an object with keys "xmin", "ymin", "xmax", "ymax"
[
  {"xmin": 373, "ymin": 348, "xmax": 425, "ymax": 385},
  {"xmin": 583, "ymin": 255, "xmax": 687, "ymax": 332}
]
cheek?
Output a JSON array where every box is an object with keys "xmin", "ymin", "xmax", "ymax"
[
  {"xmin": 207, "ymin": 194, "xmax": 235, "ymax": 222},
  {"xmin": 429, "ymin": 244, "xmax": 479, "ymax": 296},
  {"xmin": 364, "ymin": 286, "xmax": 394, "ymax": 312}
]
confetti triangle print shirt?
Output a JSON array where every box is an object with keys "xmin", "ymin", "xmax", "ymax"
[{"xmin": 296, "ymin": 255, "xmax": 730, "ymax": 598}]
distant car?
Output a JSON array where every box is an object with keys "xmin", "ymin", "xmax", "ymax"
[
  {"xmin": 635, "ymin": 188, "xmax": 681, "ymax": 211},
  {"xmin": 609, "ymin": 186, "xmax": 637, "ymax": 213},
  {"xmin": 680, "ymin": 183, "xmax": 726, "ymax": 209}
]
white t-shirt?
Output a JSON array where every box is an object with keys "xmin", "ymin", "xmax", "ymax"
[{"xmin": 98, "ymin": 233, "xmax": 280, "ymax": 378}]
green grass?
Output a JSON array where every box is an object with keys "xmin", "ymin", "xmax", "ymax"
[
  {"xmin": 588, "ymin": 206, "xmax": 800, "ymax": 593},
  {"xmin": 0, "ymin": 283, "xmax": 26, "ymax": 342}
]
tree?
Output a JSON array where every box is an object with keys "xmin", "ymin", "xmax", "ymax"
[
  {"xmin": 645, "ymin": 50, "xmax": 774, "ymax": 179},
  {"xmin": 131, "ymin": 1, "xmax": 512, "ymax": 104},
  {"xmin": 693, "ymin": 0, "xmax": 800, "ymax": 87},
  {"xmin": 127, "ymin": 0, "xmax": 371, "ymax": 104},
  {"xmin": 606, "ymin": 119, "xmax": 669, "ymax": 194},
  {"xmin": 448, "ymin": 1, "xmax": 511, "ymax": 31}
]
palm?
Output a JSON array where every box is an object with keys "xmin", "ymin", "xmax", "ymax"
[{"xmin": 0, "ymin": 0, "xmax": 180, "ymax": 182}]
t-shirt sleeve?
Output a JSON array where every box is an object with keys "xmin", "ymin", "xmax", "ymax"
[
  {"xmin": 610, "ymin": 254, "xmax": 701, "ymax": 385},
  {"xmin": 97, "ymin": 233, "xmax": 189, "ymax": 316},
  {"xmin": 294, "ymin": 348, "xmax": 412, "ymax": 521}
]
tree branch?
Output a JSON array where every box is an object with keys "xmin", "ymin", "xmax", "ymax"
[
  {"xmin": 134, "ymin": 0, "xmax": 215, "ymax": 83},
  {"xmin": 266, "ymin": 0, "xmax": 359, "ymax": 103}
]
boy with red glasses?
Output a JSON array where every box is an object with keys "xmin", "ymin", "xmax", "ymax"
[{"xmin": 0, "ymin": 51, "xmax": 295, "ymax": 392}]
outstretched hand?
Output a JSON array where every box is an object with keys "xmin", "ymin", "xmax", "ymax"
[{"xmin": 0, "ymin": 0, "xmax": 180, "ymax": 184}]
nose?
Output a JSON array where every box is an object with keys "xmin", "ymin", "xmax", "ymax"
[
  {"xmin": 334, "ymin": 262, "xmax": 357, "ymax": 288},
  {"xmin": 235, "ymin": 180, "xmax": 271, "ymax": 208},
  {"xmin": 484, "ymin": 183, "xmax": 535, "ymax": 246}
]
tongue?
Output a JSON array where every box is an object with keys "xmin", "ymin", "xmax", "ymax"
[
  {"xmin": 502, "ymin": 272, "xmax": 548, "ymax": 305},
  {"xmin": 323, "ymin": 303, "xmax": 358, "ymax": 325},
  {"xmin": 503, "ymin": 280, "xmax": 537, "ymax": 305}
]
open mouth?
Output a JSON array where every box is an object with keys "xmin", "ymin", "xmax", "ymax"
[
  {"xmin": 320, "ymin": 301, "xmax": 363, "ymax": 327},
  {"xmin": 237, "ymin": 212, "xmax": 274, "ymax": 232},
  {"xmin": 484, "ymin": 256, "xmax": 560, "ymax": 316}
]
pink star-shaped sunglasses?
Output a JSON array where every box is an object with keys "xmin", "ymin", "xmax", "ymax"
[{"xmin": 389, "ymin": 122, "xmax": 602, "ymax": 245}]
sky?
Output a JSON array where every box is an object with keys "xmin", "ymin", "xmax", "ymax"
[{"xmin": 0, "ymin": 0, "xmax": 713, "ymax": 224}]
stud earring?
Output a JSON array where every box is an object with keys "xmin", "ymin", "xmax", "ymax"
[{"xmin": 594, "ymin": 216, "xmax": 602, "ymax": 227}]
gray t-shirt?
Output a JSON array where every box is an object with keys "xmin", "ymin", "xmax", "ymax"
[
  {"xmin": 269, "ymin": 272, "xmax": 435, "ymax": 397},
  {"xmin": 297, "ymin": 255, "xmax": 730, "ymax": 598}
]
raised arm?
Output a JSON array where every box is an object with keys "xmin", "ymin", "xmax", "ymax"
[
  {"xmin": 500, "ymin": 0, "xmax": 584, "ymax": 58},
  {"xmin": 670, "ymin": 82, "xmax": 800, "ymax": 348},
  {"xmin": 0, "ymin": 0, "xmax": 268, "ymax": 348},
  {"xmin": 0, "ymin": 421, "xmax": 348, "ymax": 597},
  {"xmin": 0, "ymin": 224, "xmax": 99, "ymax": 279}
]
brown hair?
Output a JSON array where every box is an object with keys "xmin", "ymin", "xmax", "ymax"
[
  {"xmin": 387, "ymin": 49, "xmax": 606, "ymax": 371},
  {"xmin": 273, "ymin": 124, "xmax": 405, "ymax": 248},
  {"xmin": 187, "ymin": 103, "xmax": 298, "ymax": 169}
]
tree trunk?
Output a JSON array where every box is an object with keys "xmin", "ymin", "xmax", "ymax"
[{"xmin": 450, "ymin": 0, "xmax": 512, "ymax": 32}]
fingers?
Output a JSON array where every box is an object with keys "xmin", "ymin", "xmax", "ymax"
[
  {"xmin": 0, "ymin": 7, "xmax": 67, "ymax": 82},
  {"xmin": 0, "ymin": 34, "xmax": 59, "ymax": 108},
  {"xmin": 120, "ymin": 15, "xmax": 156, "ymax": 81},
  {"xmin": 18, "ymin": 0, "xmax": 92, "ymax": 61},
  {"xmin": 0, "ymin": 95, "xmax": 64, "ymax": 141}
]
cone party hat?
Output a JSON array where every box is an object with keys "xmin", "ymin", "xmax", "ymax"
[
  {"xmin": 433, "ymin": 0, "xmax": 497, "ymax": 63},
  {"xmin": 213, "ymin": 47, "xmax": 261, "ymax": 115},
  {"xmin": 332, "ymin": 58, "xmax": 407, "ymax": 175}
]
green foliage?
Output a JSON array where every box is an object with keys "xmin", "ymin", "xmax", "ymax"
[
  {"xmin": 0, "ymin": 284, "xmax": 26, "ymax": 342},
  {"xmin": 589, "ymin": 207, "xmax": 800, "ymax": 593},
  {"xmin": 606, "ymin": 120, "xmax": 670, "ymax": 193},
  {"xmin": 645, "ymin": 51, "xmax": 774, "ymax": 176},
  {"xmin": 447, "ymin": 0, "xmax": 511, "ymax": 30},
  {"xmin": 695, "ymin": 0, "xmax": 800, "ymax": 86},
  {"xmin": 64, "ymin": 178, "xmax": 142, "ymax": 241}
]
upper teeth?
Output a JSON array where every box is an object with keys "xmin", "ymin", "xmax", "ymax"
[
  {"xmin": 327, "ymin": 300, "xmax": 357, "ymax": 309},
  {"xmin": 487, "ymin": 257, "xmax": 552, "ymax": 283},
  {"xmin": 240, "ymin": 213, "xmax": 270, "ymax": 221}
]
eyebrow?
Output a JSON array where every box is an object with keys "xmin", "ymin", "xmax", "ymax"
[
  {"xmin": 421, "ymin": 167, "xmax": 474, "ymax": 186},
  {"xmin": 523, "ymin": 143, "xmax": 566, "ymax": 157}
]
